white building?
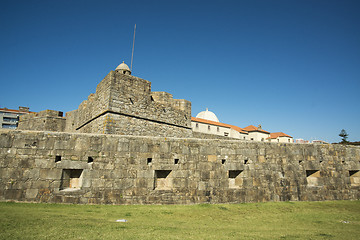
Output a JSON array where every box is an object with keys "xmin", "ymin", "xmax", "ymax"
[
  {"xmin": 0, "ymin": 107, "xmax": 30, "ymax": 129},
  {"xmin": 191, "ymin": 109, "xmax": 294, "ymax": 143},
  {"xmin": 191, "ymin": 109, "xmax": 248, "ymax": 140},
  {"xmin": 267, "ymin": 132, "xmax": 294, "ymax": 143},
  {"xmin": 242, "ymin": 125, "xmax": 270, "ymax": 142}
]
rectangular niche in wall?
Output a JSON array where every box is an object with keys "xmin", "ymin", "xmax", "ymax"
[
  {"xmin": 228, "ymin": 170, "xmax": 243, "ymax": 188},
  {"xmin": 349, "ymin": 170, "xmax": 360, "ymax": 187},
  {"xmin": 306, "ymin": 170, "xmax": 321, "ymax": 187},
  {"xmin": 154, "ymin": 170, "xmax": 172, "ymax": 190},
  {"xmin": 60, "ymin": 169, "xmax": 83, "ymax": 191}
]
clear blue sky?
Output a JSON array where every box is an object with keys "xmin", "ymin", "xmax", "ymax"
[{"xmin": 1, "ymin": 0, "xmax": 359, "ymax": 143}]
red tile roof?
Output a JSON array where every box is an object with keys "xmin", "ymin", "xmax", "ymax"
[
  {"xmin": 243, "ymin": 125, "xmax": 270, "ymax": 134},
  {"xmin": 191, "ymin": 117, "xmax": 248, "ymax": 134},
  {"xmin": 0, "ymin": 108, "xmax": 33, "ymax": 114},
  {"xmin": 267, "ymin": 132, "xmax": 293, "ymax": 139}
]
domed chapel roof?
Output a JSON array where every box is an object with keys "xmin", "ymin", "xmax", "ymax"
[
  {"xmin": 116, "ymin": 61, "xmax": 131, "ymax": 74},
  {"xmin": 196, "ymin": 108, "xmax": 219, "ymax": 122},
  {"xmin": 116, "ymin": 61, "xmax": 130, "ymax": 71}
]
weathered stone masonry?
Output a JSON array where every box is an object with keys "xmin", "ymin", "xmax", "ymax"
[
  {"xmin": 1, "ymin": 130, "xmax": 359, "ymax": 204},
  {"xmin": 18, "ymin": 70, "xmax": 192, "ymax": 138}
]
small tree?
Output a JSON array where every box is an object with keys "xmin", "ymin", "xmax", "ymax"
[{"xmin": 339, "ymin": 129, "xmax": 348, "ymax": 143}]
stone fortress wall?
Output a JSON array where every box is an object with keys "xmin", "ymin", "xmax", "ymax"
[
  {"xmin": 3, "ymin": 62, "xmax": 360, "ymax": 204},
  {"xmin": 0, "ymin": 130, "xmax": 359, "ymax": 204}
]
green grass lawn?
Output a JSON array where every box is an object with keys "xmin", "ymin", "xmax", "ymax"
[{"xmin": 0, "ymin": 201, "xmax": 359, "ymax": 240}]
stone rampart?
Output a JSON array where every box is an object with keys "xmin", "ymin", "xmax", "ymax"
[{"xmin": 1, "ymin": 129, "xmax": 359, "ymax": 204}]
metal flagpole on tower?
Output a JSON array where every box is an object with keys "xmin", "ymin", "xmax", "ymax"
[{"xmin": 131, "ymin": 24, "xmax": 136, "ymax": 71}]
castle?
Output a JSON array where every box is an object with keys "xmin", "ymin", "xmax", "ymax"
[{"xmin": 0, "ymin": 62, "xmax": 359, "ymax": 205}]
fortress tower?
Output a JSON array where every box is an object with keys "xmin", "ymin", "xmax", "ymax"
[{"xmin": 19, "ymin": 62, "xmax": 192, "ymax": 138}]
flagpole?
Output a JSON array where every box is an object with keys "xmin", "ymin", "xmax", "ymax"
[{"xmin": 131, "ymin": 24, "xmax": 136, "ymax": 71}]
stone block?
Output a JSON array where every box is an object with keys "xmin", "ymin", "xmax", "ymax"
[
  {"xmin": 25, "ymin": 189, "xmax": 38, "ymax": 199},
  {"xmin": 0, "ymin": 133, "xmax": 13, "ymax": 148},
  {"xmin": 207, "ymin": 155, "xmax": 217, "ymax": 162},
  {"xmin": 40, "ymin": 169, "xmax": 61, "ymax": 180},
  {"xmin": 4, "ymin": 189, "xmax": 24, "ymax": 200}
]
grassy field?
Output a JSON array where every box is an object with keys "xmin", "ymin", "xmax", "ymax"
[{"xmin": 0, "ymin": 201, "xmax": 359, "ymax": 240}]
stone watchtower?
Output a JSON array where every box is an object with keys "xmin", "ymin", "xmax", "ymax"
[{"xmin": 64, "ymin": 61, "xmax": 192, "ymax": 137}]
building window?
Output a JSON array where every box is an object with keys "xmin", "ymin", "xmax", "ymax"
[
  {"xmin": 250, "ymin": 138, "xmax": 254, "ymax": 141},
  {"xmin": 2, "ymin": 124, "xmax": 16, "ymax": 129},
  {"xmin": 208, "ymin": 125, "xmax": 210, "ymax": 130},
  {"xmin": 196, "ymin": 123, "xmax": 199, "ymax": 128},
  {"xmin": 261, "ymin": 138, "xmax": 264, "ymax": 142},
  {"xmin": 3, "ymin": 117, "xmax": 17, "ymax": 122},
  {"xmin": 217, "ymin": 127, "xmax": 220, "ymax": 132},
  {"xmin": 224, "ymin": 132, "xmax": 229, "ymax": 136}
]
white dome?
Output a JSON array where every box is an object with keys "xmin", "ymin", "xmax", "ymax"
[
  {"xmin": 115, "ymin": 61, "xmax": 131, "ymax": 75},
  {"xmin": 196, "ymin": 108, "xmax": 219, "ymax": 122}
]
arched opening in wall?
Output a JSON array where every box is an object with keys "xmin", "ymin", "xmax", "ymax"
[
  {"xmin": 154, "ymin": 170, "xmax": 172, "ymax": 190},
  {"xmin": 222, "ymin": 159, "xmax": 226, "ymax": 164},
  {"xmin": 228, "ymin": 170, "xmax": 243, "ymax": 188},
  {"xmin": 147, "ymin": 158, "xmax": 152, "ymax": 165},
  {"xmin": 306, "ymin": 170, "xmax": 321, "ymax": 187},
  {"xmin": 174, "ymin": 159, "xmax": 179, "ymax": 164},
  {"xmin": 60, "ymin": 169, "xmax": 83, "ymax": 191},
  {"xmin": 88, "ymin": 157, "xmax": 94, "ymax": 163},
  {"xmin": 349, "ymin": 170, "xmax": 360, "ymax": 186}
]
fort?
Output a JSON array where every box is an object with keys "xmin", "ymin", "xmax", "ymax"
[{"xmin": 0, "ymin": 62, "xmax": 359, "ymax": 204}]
